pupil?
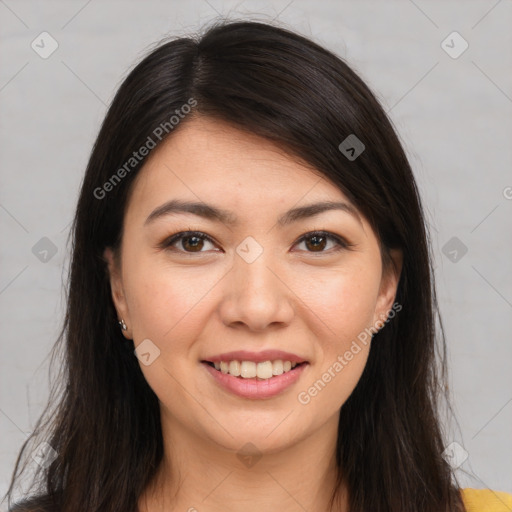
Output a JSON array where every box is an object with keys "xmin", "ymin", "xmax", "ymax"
[
  {"xmin": 184, "ymin": 236, "xmax": 203, "ymax": 251},
  {"xmin": 307, "ymin": 235, "xmax": 326, "ymax": 251}
]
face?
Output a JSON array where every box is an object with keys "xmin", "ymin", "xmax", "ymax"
[{"xmin": 104, "ymin": 116, "xmax": 401, "ymax": 455}]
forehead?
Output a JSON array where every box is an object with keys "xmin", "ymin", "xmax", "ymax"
[{"xmin": 123, "ymin": 116, "xmax": 361, "ymax": 231}]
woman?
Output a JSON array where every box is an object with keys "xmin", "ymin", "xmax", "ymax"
[{"xmin": 4, "ymin": 19, "xmax": 511, "ymax": 512}]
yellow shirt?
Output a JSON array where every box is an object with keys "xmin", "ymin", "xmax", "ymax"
[{"xmin": 462, "ymin": 488, "xmax": 512, "ymax": 511}]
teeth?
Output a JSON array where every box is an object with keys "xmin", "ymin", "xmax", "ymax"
[
  {"xmin": 229, "ymin": 360, "xmax": 241, "ymax": 376},
  {"xmin": 240, "ymin": 361, "xmax": 257, "ymax": 378},
  {"xmin": 272, "ymin": 360, "xmax": 284, "ymax": 376},
  {"xmin": 210, "ymin": 359, "xmax": 301, "ymax": 379},
  {"xmin": 256, "ymin": 361, "xmax": 273, "ymax": 379}
]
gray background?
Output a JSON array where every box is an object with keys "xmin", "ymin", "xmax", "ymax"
[{"xmin": 1, "ymin": 0, "xmax": 511, "ymax": 505}]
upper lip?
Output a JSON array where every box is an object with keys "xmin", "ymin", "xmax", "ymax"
[{"xmin": 202, "ymin": 350, "xmax": 308, "ymax": 364}]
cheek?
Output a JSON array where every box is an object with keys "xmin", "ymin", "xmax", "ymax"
[
  {"xmin": 297, "ymin": 268, "xmax": 375, "ymax": 412},
  {"xmin": 292, "ymin": 260, "xmax": 379, "ymax": 409},
  {"xmin": 298, "ymin": 262, "xmax": 382, "ymax": 343},
  {"xmin": 122, "ymin": 252, "xmax": 226, "ymax": 345}
]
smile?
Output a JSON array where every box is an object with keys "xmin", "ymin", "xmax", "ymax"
[
  {"xmin": 201, "ymin": 360, "xmax": 309, "ymax": 400},
  {"xmin": 204, "ymin": 359, "xmax": 303, "ymax": 379}
]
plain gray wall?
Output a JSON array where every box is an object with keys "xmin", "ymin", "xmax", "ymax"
[{"xmin": 1, "ymin": 0, "xmax": 511, "ymax": 505}]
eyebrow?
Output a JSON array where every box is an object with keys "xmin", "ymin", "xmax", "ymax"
[{"xmin": 144, "ymin": 199, "xmax": 362, "ymax": 228}]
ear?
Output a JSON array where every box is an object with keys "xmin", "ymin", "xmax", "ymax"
[
  {"xmin": 372, "ymin": 248, "xmax": 403, "ymax": 329},
  {"xmin": 103, "ymin": 247, "xmax": 132, "ymax": 339}
]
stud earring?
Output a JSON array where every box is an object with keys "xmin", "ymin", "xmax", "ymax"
[{"xmin": 118, "ymin": 319, "xmax": 127, "ymax": 331}]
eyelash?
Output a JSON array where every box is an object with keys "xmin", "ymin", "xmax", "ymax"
[{"xmin": 159, "ymin": 229, "xmax": 353, "ymax": 254}]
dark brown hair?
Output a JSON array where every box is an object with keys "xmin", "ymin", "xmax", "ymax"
[{"xmin": 4, "ymin": 19, "xmax": 465, "ymax": 512}]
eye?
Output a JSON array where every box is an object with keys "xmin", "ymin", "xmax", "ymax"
[
  {"xmin": 293, "ymin": 231, "xmax": 352, "ymax": 253},
  {"xmin": 160, "ymin": 231, "xmax": 218, "ymax": 253},
  {"xmin": 159, "ymin": 229, "xmax": 353, "ymax": 255}
]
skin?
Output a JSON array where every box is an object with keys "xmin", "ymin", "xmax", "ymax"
[{"xmin": 104, "ymin": 116, "xmax": 402, "ymax": 512}]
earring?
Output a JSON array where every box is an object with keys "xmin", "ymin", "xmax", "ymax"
[{"xmin": 118, "ymin": 319, "xmax": 127, "ymax": 331}]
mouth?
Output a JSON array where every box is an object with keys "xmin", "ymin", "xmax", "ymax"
[
  {"xmin": 201, "ymin": 357, "xmax": 309, "ymax": 399},
  {"xmin": 201, "ymin": 359, "xmax": 308, "ymax": 380}
]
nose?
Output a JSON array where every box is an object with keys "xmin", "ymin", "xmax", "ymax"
[{"xmin": 218, "ymin": 248, "xmax": 295, "ymax": 332}]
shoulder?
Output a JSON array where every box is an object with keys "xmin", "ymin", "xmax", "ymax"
[
  {"xmin": 8, "ymin": 494, "xmax": 58, "ymax": 512},
  {"xmin": 461, "ymin": 488, "xmax": 512, "ymax": 511}
]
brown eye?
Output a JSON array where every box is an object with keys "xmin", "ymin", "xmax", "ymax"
[
  {"xmin": 161, "ymin": 231, "xmax": 217, "ymax": 253},
  {"xmin": 160, "ymin": 230, "xmax": 351, "ymax": 255},
  {"xmin": 294, "ymin": 231, "xmax": 350, "ymax": 253},
  {"xmin": 304, "ymin": 234, "xmax": 327, "ymax": 252},
  {"xmin": 181, "ymin": 235, "xmax": 205, "ymax": 252}
]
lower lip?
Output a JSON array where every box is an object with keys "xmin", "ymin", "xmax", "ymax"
[{"xmin": 202, "ymin": 362, "xmax": 308, "ymax": 399}]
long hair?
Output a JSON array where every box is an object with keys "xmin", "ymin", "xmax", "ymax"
[{"xmin": 4, "ymin": 19, "xmax": 465, "ymax": 512}]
